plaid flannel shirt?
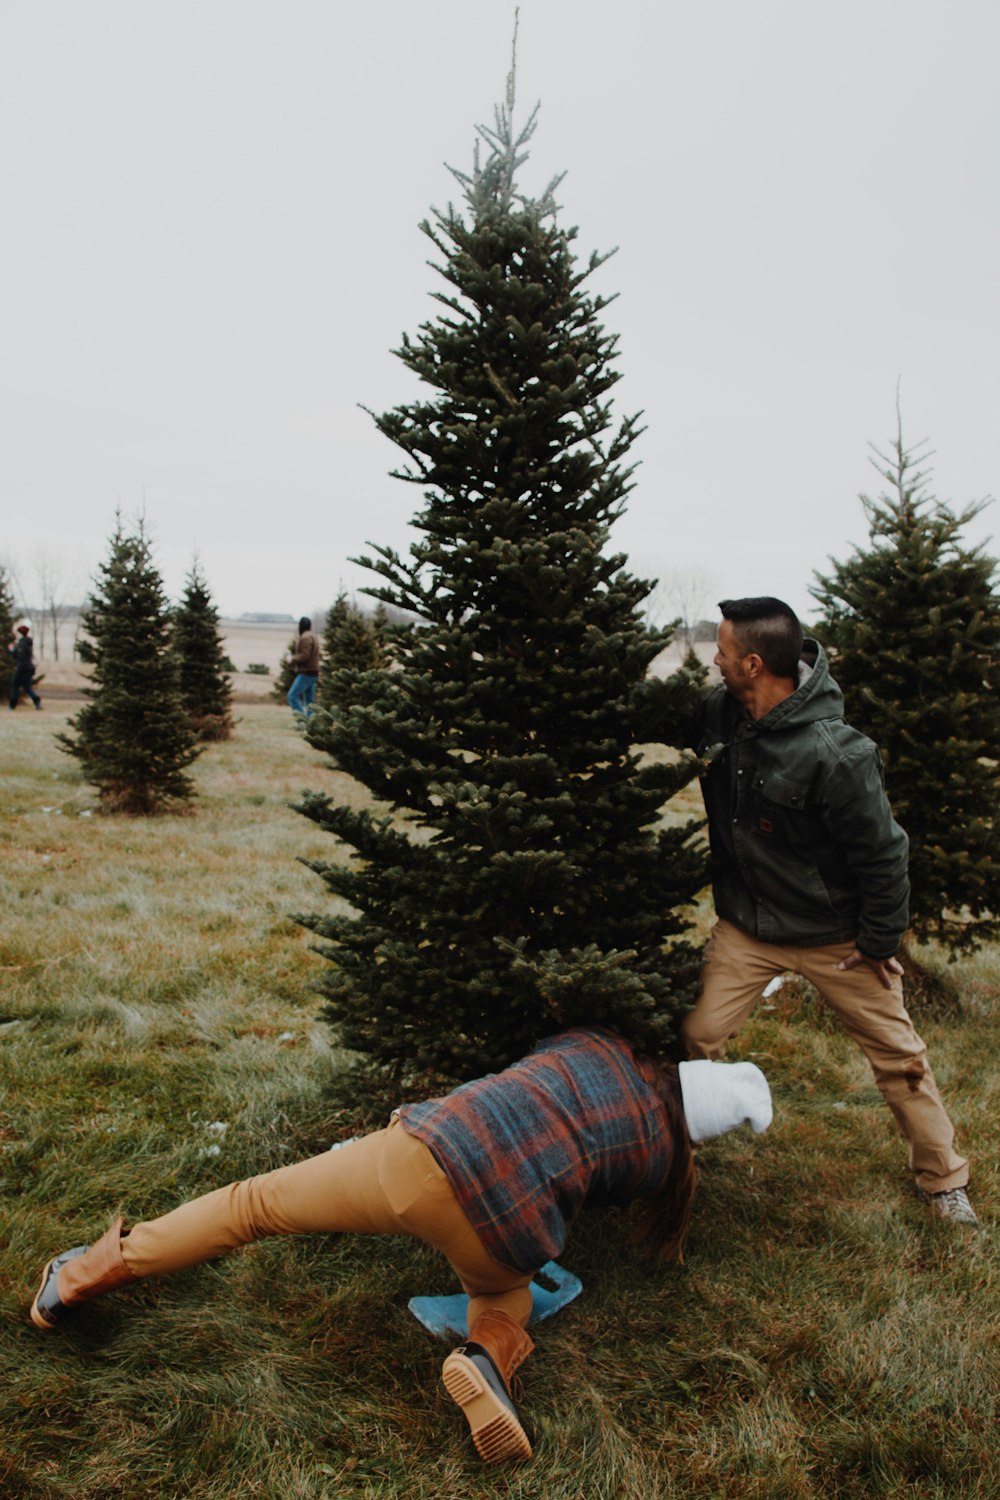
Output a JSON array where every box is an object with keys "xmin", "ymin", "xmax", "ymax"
[{"xmin": 399, "ymin": 1027, "xmax": 673, "ymax": 1274}]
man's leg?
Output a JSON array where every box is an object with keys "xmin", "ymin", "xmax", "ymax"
[
  {"xmin": 682, "ymin": 919, "xmax": 789, "ymax": 1059},
  {"xmin": 796, "ymin": 942, "xmax": 969, "ymax": 1195},
  {"xmin": 287, "ymin": 675, "xmax": 306, "ymax": 714}
]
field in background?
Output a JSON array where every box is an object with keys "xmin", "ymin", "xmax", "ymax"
[
  {"xmin": 25, "ymin": 623, "xmax": 716, "ymax": 703},
  {"xmin": 28, "ymin": 621, "xmax": 298, "ymax": 703},
  {"xmin": 1, "ymin": 704, "xmax": 997, "ymax": 1499}
]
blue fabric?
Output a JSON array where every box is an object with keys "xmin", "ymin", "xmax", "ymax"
[
  {"xmin": 408, "ymin": 1260, "xmax": 583, "ymax": 1340},
  {"xmin": 287, "ymin": 673, "xmax": 317, "ymax": 714}
]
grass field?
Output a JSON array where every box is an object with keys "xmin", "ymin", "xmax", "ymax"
[{"xmin": 1, "ymin": 704, "xmax": 997, "ymax": 1499}]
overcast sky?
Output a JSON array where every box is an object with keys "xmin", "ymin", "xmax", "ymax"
[{"xmin": 2, "ymin": 0, "xmax": 997, "ymax": 628}]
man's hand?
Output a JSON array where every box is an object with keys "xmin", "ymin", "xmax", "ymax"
[{"xmin": 836, "ymin": 948, "xmax": 904, "ymax": 990}]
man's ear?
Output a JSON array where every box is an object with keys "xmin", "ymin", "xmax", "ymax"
[{"xmin": 745, "ymin": 652, "xmax": 765, "ymax": 679}]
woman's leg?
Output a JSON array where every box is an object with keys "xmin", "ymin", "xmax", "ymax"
[
  {"xmin": 375, "ymin": 1121, "xmax": 534, "ymax": 1328},
  {"xmin": 374, "ymin": 1126, "xmax": 537, "ymax": 1463},
  {"xmin": 122, "ymin": 1127, "xmax": 404, "ymax": 1276}
]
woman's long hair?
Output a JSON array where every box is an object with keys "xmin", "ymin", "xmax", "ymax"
[{"xmin": 629, "ymin": 1059, "xmax": 697, "ymax": 1263}]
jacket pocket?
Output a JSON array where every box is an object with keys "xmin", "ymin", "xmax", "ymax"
[{"xmin": 750, "ymin": 769, "xmax": 817, "ymax": 842}]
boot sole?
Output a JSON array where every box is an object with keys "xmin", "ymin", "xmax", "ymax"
[
  {"xmin": 30, "ymin": 1258, "xmax": 60, "ymax": 1329},
  {"xmin": 441, "ymin": 1350, "xmax": 532, "ymax": 1463}
]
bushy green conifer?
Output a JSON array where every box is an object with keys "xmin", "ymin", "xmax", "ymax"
[
  {"xmin": 318, "ymin": 591, "xmax": 389, "ymax": 711},
  {"xmin": 812, "ymin": 409, "xmax": 1000, "ymax": 953},
  {"xmin": 0, "ymin": 564, "xmax": 16, "ymax": 702},
  {"xmin": 270, "ymin": 636, "xmax": 298, "ymax": 703},
  {"xmin": 59, "ymin": 515, "xmax": 201, "ymax": 813},
  {"xmin": 173, "ymin": 560, "xmax": 233, "ymax": 740},
  {"xmin": 296, "ymin": 77, "xmax": 706, "ymax": 1083}
]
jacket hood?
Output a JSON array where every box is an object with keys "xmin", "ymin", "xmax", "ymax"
[{"xmin": 755, "ymin": 637, "xmax": 844, "ymax": 732}]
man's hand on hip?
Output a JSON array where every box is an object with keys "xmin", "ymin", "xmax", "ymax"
[{"xmin": 836, "ymin": 948, "xmax": 904, "ymax": 990}]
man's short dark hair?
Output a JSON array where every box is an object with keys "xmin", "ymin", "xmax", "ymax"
[{"xmin": 718, "ymin": 597, "xmax": 803, "ymax": 679}]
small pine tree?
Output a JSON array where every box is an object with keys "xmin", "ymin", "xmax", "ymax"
[
  {"xmin": 0, "ymin": 564, "xmax": 16, "ymax": 702},
  {"xmin": 317, "ymin": 591, "xmax": 388, "ymax": 710},
  {"xmin": 811, "ymin": 406, "xmax": 1000, "ymax": 954},
  {"xmin": 173, "ymin": 561, "xmax": 233, "ymax": 740},
  {"xmin": 296, "ymin": 75, "xmax": 706, "ymax": 1085},
  {"xmin": 270, "ymin": 635, "xmax": 299, "ymax": 703},
  {"xmin": 59, "ymin": 514, "xmax": 201, "ymax": 813},
  {"xmin": 319, "ymin": 592, "xmax": 350, "ymax": 682},
  {"xmin": 173, "ymin": 561, "xmax": 235, "ymax": 741}
]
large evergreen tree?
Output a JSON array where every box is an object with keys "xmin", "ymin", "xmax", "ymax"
[
  {"xmin": 296, "ymin": 78, "xmax": 706, "ymax": 1084},
  {"xmin": 59, "ymin": 515, "xmax": 201, "ymax": 813},
  {"xmin": 0, "ymin": 564, "xmax": 16, "ymax": 702},
  {"xmin": 812, "ymin": 409, "xmax": 1000, "ymax": 953},
  {"xmin": 173, "ymin": 560, "xmax": 233, "ymax": 740}
]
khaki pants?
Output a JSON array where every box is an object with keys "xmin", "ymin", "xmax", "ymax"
[
  {"xmin": 122, "ymin": 1117, "xmax": 534, "ymax": 1329},
  {"xmin": 682, "ymin": 920, "xmax": 969, "ymax": 1194}
]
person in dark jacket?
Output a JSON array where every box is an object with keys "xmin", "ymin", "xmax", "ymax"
[
  {"xmin": 643, "ymin": 596, "xmax": 975, "ymax": 1225},
  {"xmin": 286, "ymin": 615, "xmax": 320, "ymax": 715},
  {"xmin": 8, "ymin": 619, "xmax": 41, "ymax": 710},
  {"xmin": 29, "ymin": 1027, "xmax": 773, "ymax": 1463}
]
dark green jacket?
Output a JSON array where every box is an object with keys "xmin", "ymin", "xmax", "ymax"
[{"xmin": 653, "ymin": 640, "xmax": 909, "ymax": 958}]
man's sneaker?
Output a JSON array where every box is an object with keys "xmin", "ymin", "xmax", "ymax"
[{"xmin": 917, "ymin": 1185, "xmax": 980, "ymax": 1226}]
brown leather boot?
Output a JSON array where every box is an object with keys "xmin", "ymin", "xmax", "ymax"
[
  {"xmin": 30, "ymin": 1217, "xmax": 135, "ymax": 1329},
  {"xmin": 441, "ymin": 1308, "xmax": 535, "ymax": 1463}
]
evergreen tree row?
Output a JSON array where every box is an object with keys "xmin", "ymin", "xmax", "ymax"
[{"xmin": 59, "ymin": 517, "xmax": 233, "ymax": 813}]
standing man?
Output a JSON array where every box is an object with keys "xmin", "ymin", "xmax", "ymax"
[
  {"xmin": 286, "ymin": 615, "xmax": 320, "ymax": 716},
  {"xmin": 9, "ymin": 619, "xmax": 42, "ymax": 710},
  {"xmin": 647, "ymin": 596, "xmax": 975, "ymax": 1224}
]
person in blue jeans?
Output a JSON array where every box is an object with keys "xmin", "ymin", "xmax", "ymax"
[{"xmin": 286, "ymin": 616, "xmax": 320, "ymax": 715}]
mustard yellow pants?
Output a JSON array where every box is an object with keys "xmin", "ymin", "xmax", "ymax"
[
  {"xmin": 682, "ymin": 919, "xmax": 969, "ymax": 1193},
  {"xmin": 121, "ymin": 1117, "xmax": 534, "ymax": 1329}
]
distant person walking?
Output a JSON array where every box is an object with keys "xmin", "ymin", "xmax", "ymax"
[
  {"xmin": 8, "ymin": 619, "xmax": 41, "ymax": 710},
  {"xmin": 286, "ymin": 616, "xmax": 320, "ymax": 716}
]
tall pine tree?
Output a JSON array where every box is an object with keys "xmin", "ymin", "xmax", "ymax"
[
  {"xmin": 0, "ymin": 564, "xmax": 16, "ymax": 702},
  {"xmin": 60, "ymin": 514, "xmax": 201, "ymax": 813},
  {"xmin": 296, "ymin": 74, "xmax": 706, "ymax": 1084},
  {"xmin": 812, "ymin": 407, "xmax": 1000, "ymax": 954},
  {"xmin": 173, "ymin": 560, "xmax": 233, "ymax": 740}
]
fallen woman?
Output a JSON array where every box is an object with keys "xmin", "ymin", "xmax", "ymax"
[{"xmin": 30, "ymin": 1025, "xmax": 772, "ymax": 1463}]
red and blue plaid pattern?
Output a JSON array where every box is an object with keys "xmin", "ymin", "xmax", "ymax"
[{"xmin": 400, "ymin": 1027, "xmax": 673, "ymax": 1273}]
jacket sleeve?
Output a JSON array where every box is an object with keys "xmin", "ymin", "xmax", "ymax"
[{"xmin": 818, "ymin": 746, "xmax": 910, "ymax": 958}]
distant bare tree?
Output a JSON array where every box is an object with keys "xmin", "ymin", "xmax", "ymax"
[
  {"xmin": 647, "ymin": 567, "xmax": 716, "ymax": 649},
  {"xmin": 34, "ymin": 547, "xmax": 80, "ymax": 661},
  {"xmin": 2, "ymin": 553, "xmax": 29, "ymax": 620}
]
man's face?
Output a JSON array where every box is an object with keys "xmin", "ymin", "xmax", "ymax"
[{"xmin": 714, "ymin": 619, "xmax": 754, "ymax": 700}]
